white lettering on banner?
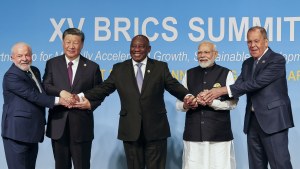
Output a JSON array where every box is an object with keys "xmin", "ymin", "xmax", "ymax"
[
  {"xmin": 152, "ymin": 51, "xmax": 188, "ymax": 62},
  {"xmin": 49, "ymin": 16, "xmax": 300, "ymax": 42},
  {"xmin": 95, "ymin": 17, "xmax": 111, "ymax": 41},
  {"xmin": 95, "ymin": 17, "xmax": 178, "ymax": 41},
  {"xmin": 193, "ymin": 51, "xmax": 251, "ymax": 62},
  {"xmin": 284, "ymin": 17, "xmax": 300, "ymax": 41},
  {"xmin": 188, "ymin": 16, "xmax": 300, "ymax": 42},
  {"xmin": 49, "ymin": 18, "xmax": 85, "ymax": 42},
  {"xmin": 0, "ymin": 53, "xmax": 11, "ymax": 61},
  {"xmin": 114, "ymin": 17, "xmax": 131, "ymax": 41},
  {"xmin": 94, "ymin": 51, "xmax": 131, "ymax": 61},
  {"xmin": 161, "ymin": 17, "xmax": 178, "ymax": 42}
]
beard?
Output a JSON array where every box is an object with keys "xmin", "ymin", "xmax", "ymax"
[
  {"xmin": 14, "ymin": 62, "xmax": 31, "ymax": 71},
  {"xmin": 199, "ymin": 59, "xmax": 214, "ymax": 68}
]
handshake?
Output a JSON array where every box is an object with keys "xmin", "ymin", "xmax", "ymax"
[
  {"xmin": 183, "ymin": 89, "xmax": 217, "ymax": 110},
  {"xmin": 58, "ymin": 90, "xmax": 91, "ymax": 110}
]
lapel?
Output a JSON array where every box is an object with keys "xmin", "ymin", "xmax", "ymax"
[
  {"xmin": 11, "ymin": 64, "xmax": 42, "ymax": 92},
  {"xmin": 57, "ymin": 55, "xmax": 72, "ymax": 90},
  {"xmin": 141, "ymin": 58, "xmax": 154, "ymax": 94},
  {"xmin": 253, "ymin": 48, "xmax": 272, "ymax": 76},
  {"xmin": 126, "ymin": 60, "xmax": 140, "ymax": 93},
  {"xmin": 72, "ymin": 55, "xmax": 85, "ymax": 90},
  {"xmin": 30, "ymin": 66, "xmax": 45, "ymax": 93}
]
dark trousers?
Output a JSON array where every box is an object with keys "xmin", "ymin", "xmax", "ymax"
[
  {"xmin": 3, "ymin": 137, "xmax": 38, "ymax": 169},
  {"xmin": 51, "ymin": 118, "xmax": 92, "ymax": 169},
  {"xmin": 247, "ymin": 113, "xmax": 293, "ymax": 169},
  {"xmin": 123, "ymin": 132, "xmax": 167, "ymax": 169}
]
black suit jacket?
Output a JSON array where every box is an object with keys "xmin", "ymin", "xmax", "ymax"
[
  {"xmin": 84, "ymin": 58, "xmax": 189, "ymax": 141},
  {"xmin": 2, "ymin": 64, "xmax": 55, "ymax": 143},
  {"xmin": 230, "ymin": 48, "xmax": 294, "ymax": 134},
  {"xmin": 43, "ymin": 55, "xmax": 102, "ymax": 142}
]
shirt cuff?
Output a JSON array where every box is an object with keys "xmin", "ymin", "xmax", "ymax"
[
  {"xmin": 226, "ymin": 85, "xmax": 233, "ymax": 98},
  {"xmin": 78, "ymin": 92, "xmax": 85, "ymax": 102},
  {"xmin": 54, "ymin": 97, "xmax": 60, "ymax": 105}
]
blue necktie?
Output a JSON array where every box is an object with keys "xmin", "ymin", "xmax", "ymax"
[{"xmin": 136, "ymin": 63, "xmax": 143, "ymax": 93}]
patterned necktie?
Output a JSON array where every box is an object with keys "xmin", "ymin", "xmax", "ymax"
[
  {"xmin": 26, "ymin": 71, "xmax": 32, "ymax": 79},
  {"xmin": 68, "ymin": 61, "xmax": 73, "ymax": 86},
  {"xmin": 252, "ymin": 60, "xmax": 258, "ymax": 77},
  {"xmin": 26, "ymin": 71, "xmax": 42, "ymax": 93},
  {"xmin": 136, "ymin": 63, "xmax": 143, "ymax": 93}
]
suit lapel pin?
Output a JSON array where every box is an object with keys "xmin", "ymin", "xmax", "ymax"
[
  {"xmin": 262, "ymin": 60, "xmax": 265, "ymax": 64},
  {"xmin": 84, "ymin": 64, "xmax": 87, "ymax": 67},
  {"xmin": 147, "ymin": 70, "xmax": 150, "ymax": 73}
]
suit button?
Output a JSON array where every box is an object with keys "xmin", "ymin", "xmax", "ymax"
[{"xmin": 201, "ymin": 121, "xmax": 204, "ymax": 124}]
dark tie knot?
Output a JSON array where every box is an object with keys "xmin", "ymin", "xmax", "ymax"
[
  {"xmin": 26, "ymin": 71, "xmax": 32, "ymax": 78},
  {"xmin": 68, "ymin": 61, "xmax": 73, "ymax": 67}
]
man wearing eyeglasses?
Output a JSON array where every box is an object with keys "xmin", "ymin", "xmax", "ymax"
[{"xmin": 176, "ymin": 41, "xmax": 238, "ymax": 169}]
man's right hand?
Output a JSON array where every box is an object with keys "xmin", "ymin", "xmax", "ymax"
[
  {"xmin": 60, "ymin": 90, "xmax": 76, "ymax": 105},
  {"xmin": 72, "ymin": 97, "xmax": 92, "ymax": 110},
  {"xmin": 183, "ymin": 95, "xmax": 198, "ymax": 109}
]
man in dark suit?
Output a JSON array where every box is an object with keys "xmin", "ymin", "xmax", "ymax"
[
  {"xmin": 1, "ymin": 42, "xmax": 64, "ymax": 169},
  {"xmin": 42, "ymin": 28, "xmax": 103, "ymax": 169},
  {"xmin": 74, "ymin": 35, "xmax": 197, "ymax": 169},
  {"xmin": 203, "ymin": 26, "xmax": 294, "ymax": 169}
]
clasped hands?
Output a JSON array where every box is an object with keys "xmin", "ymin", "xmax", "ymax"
[
  {"xmin": 58, "ymin": 90, "xmax": 91, "ymax": 109},
  {"xmin": 183, "ymin": 89, "xmax": 220, "ymax": 109}
]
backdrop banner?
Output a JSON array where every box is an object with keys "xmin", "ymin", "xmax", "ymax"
[{"xmin": 1, "ymin": 0, "xmax": 299, "ymax": 169}]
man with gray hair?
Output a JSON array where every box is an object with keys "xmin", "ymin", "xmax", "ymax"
[
  {"xmin": 203, "ymin": 26, "xmax": 294, "ymax": 169},
  {"xmin": 2, "ymin": 42, "xmax": 65, "ymax": 169},
  {"xmin": 176, "ymin": 41, "xmax": 238, "ymax": 169}
]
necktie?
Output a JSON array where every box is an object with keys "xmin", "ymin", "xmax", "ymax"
[
  {"xmin": 26, "ymin": 71, "xmax": 32, "ymax": 79},
  {"xmin": 68, "ymin": 61, "xmax": 73, "ymax": 86},
  {"xmin": 26, "ymin": 71, "xmax": 42, "ymax": 93},
  {"xmin": 251, "ymin": 60, "xmax": 258, "ymax": 111},
  {"xmin": 136, "ymin": 63, "xmax": 143, "ymax": 93},
  {"xmin": 252, "ymin": 60, "xmax": 258, "ymax": 77}
]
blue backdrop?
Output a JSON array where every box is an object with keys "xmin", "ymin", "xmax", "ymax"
[{"xmin": 1, "ymin": 0, "xmax": 299, "ymax": 168}]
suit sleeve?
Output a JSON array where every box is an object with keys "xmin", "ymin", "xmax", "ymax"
[
  {"xmin": 163, "ymin": 63, "xmax": 189, "ymax": 101},
  {"xmin": 89, "ymin": 65, "xmax": 104, "ymax": 111},
  {"xmin": 84, "ymin": 65, "xmax": 117, "ymax": 102},
  {"xmin": 230, "ymin": 55, "xmax": 285, "ymax": 98},
  {"xmin": 4, "ymin": 72, "xmax": 55, "ymax": 108},
  {"xmin": 42, "ymin": 61, "xmax": 61, "ymax": 96}
]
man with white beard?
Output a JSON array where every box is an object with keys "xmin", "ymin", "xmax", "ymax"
[{"xmin": 176, "ymin": 41, "xmax": 238, "ymax": 169}]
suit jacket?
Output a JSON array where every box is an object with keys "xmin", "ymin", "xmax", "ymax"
[
  {"xmin": 84, "ymin": 58, "xmax": 189, "ymax": 141},
  {"xmin": 230, "ymin": 48, "xmax": 294, "ymax": 134},
  {"xmin": 1, "ymin": 64, "xmax": 55, "ymax": 143},
  {"xmin": 43, "ymin": 55, "xmax": 102, "ymax": 142}
]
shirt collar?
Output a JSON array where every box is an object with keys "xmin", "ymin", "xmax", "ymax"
[
  {"xmin": 132, "ymin": 57, "xmax": 148, "ymax": 66},
  {"xmin": 65, "ymin": 55, "xmax": 80, "ymax": 65},
  {"xmin": 257, "ymin": 48, "xmax": 269, "ymax": 61}
]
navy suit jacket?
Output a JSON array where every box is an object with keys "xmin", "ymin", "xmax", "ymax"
[
  {"xmin": 84, "ymin": 58, "xmax": 189, "ymax": 141},
  {"xmin": 1, "ymin": 64, "xmax": 55, "ymax": 143},
  {"xmin": 43, "ymin": 55, "xmax": 102, "ymax": 142},
  {"xmin": 230, "ymin": 48, "xmax": 294, "ymax": 134}
]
